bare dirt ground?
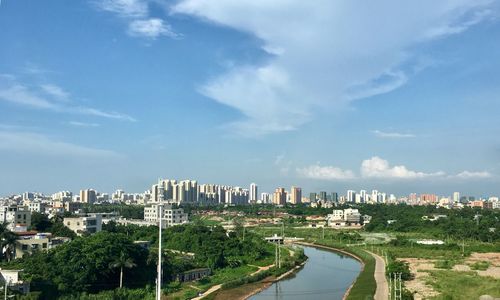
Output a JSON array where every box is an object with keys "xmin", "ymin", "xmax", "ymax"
[
  {"xmin": 454, "ymin": 253, "xmax": 500, "ymax": 279},
  {"xmin": 401, "ymin": 253, "xmax": 500, "ymax": 299},
  {"xmin": 400, "ymin": 258, "xmax": 440, "ymax": 300}
]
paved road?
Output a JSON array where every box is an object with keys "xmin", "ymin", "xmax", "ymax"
[{"xmin": 367, "ymin": 251, "xmax": 389, "ymax": 300}]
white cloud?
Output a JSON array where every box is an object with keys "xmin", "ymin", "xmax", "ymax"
[
  {"xmin": 173, "ymin": 0, "xmax": 495, "ymax": 136},
  {"xmin": 297, "ymin": 157, "xmax": 494, "ymax": 181},
  {"xmin": 40, "ymin": 84, "xmax": 69, "ymax": 101},
  {"xmin": 372, "ymin": 130, "xmax": 416, "ymax": 138},
  {"xmin": 93, "ymin": 1, "xmax": 179, "ymax": 40},
  {"xmin": 2, "ymin": 73, "xmax": 134, "ymax": 124},
  {"xmin": 454, "ymin": 170, "xmax": 492, "ymax": 179},
  {"xmin": 0, "ymin": 77, "xmax": 135, "ymax": 122},
  {"xmin": 0, "ymin": 130, "xmax": 121, "ymax": 159},
  {"xmin": 94, "ymin": 0, "xmax": 148, "ymax": 18},
  {"xmin": 361, "ymin": 156, "xmax": 445, "ymax": 179},
  {"xmin": 68, "ymin": 121, "xmax": 100, "ymax": 128},
  {"xmin": 128, "ymin": 18, "xmax": 178, "ymax": 39},
  {"xmin": 297, "ymin": 164, "xmax": 355, "ymax": 180},
  {"xmin": 0, "ymin": 84, "xmax": 58, "ymax": 109}
]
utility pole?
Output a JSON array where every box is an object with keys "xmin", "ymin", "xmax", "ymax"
[
  {"xmin": 4, "ymin": 279, "xmax": 7, "ymax": 300},
  {"xmin": 399, "ymin": 273, "xmax": 402, "ymax": 300},
  {"xmin": 274, "ymin": 243, "xmax": 278, "ymax": 267},
  {"xmin": 156, "ymin": 205, "xmax": 163, "ymax": 300},
  {"xmin": 389, "ymin": 272, "xmax": 392, "ymax": 300}
]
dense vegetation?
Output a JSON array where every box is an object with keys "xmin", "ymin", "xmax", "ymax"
[
  {"xmin": 6, "ymin": 222, "xmax": 274, "ymax": 299},
  {"xmin": 361, "ymin": 204, "xmax": 500, "ymax": 242}
]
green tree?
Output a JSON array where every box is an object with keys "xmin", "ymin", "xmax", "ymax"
[{"xmin": 110, "ymin": 251, "xmax": 136, "ymax": 288}]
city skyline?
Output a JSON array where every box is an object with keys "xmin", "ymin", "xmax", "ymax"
[{"xmin": 1, "ymin": 1, "xmax": 500, "ymax": 195}]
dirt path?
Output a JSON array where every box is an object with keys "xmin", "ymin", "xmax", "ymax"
[{"xmin": 366, "ymin": 251, "xmax": 389, "ymax": 300}]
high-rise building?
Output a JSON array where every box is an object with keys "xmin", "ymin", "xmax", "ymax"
[
  {"xmin": 319, "ymin": 191, "xmax": 327, "ymax": 201},
  {"xmin": 371, "ymin": 190, "xmax": 378, "ymax": 203},
  {"xmin": 453, "ymin": 192, "xmax": 460, "ymax": 203},
  {"xmin": 290, "ymin": 186, "xmax": 302, "ymax": 205},
  {"xmin": 310, "ymin": 193, "xmax": 317, "ymax": 202},
  {"xmin": 273, "ymin": 188, "xmax": 287, "ymax": 205},
  {"xmin": 331, "ymin": 192, "xmax": 338, "ymax": 202},
  {"xmin": 347, "ymin": 190, "xmax": 356, "ymax": 203},
  {"xmin": 250, "ymin": 183, "xmax": 258, "ymax": 202},
  {"xmin": 359, "ymin": 190, "xmax": 366, "ymax": 203},
  {"xmin": 80, "ymin": 189, "xmax": 97, "ymax": 204},
  {"xmin": 260, "ymin": 193, "xmax": 271, "ymax": 203}
]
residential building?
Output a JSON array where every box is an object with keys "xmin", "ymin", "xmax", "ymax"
[
  {"xmin": 273, "ymin": 188, "xmax": 286, "ymax": 205},
  {"xmin": 144, "ymin": 204, "xmax": 188, "ymax": 228},
  {"xmin": 249, "ymin": 183, "xmax": 258, "ymax": 202},
  {"xmin": 309, "ymin": 192, "xmax": 317, "ymax": 203},
  {"xmin": 0, "ymin": 206, "xmax": 31, "ymax": 231},
  {"xmin": 290, "ymin": 186, "xmax": 302, "ymax": 205},
  {"xmin": 63, "ymin": 214, "xmax": 102, "ymax": 235},
  {"xmin": 14, "ymin": 232, "xmax": 50, "ymax": 259},
  {"xmin": 79, "ymin": 189, "xmax": 97, "ymax": 204}
]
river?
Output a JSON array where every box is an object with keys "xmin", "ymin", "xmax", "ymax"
[{"xmin": 249, "ymin": 245, "xmax": 362, "ymax": 300}]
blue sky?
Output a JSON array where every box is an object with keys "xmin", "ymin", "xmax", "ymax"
[{"xmin": 1, "ymin": 0, "xmax": 500, "ymax": 197}]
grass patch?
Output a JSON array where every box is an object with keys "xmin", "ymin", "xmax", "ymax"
[
  {"xmin": 469, "ymin": 261, "xmax": 490, "ymax": 271},
  {"xmin": 434, "ymin": 260, "xmax": 456, "ymax": 269},
  {"xmin": 426, "ymin": 270, "xmax": 500, "ymax": 299}
]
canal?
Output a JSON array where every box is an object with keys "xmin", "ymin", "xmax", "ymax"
[{"xmin": 249, "ymin": 245, "xmax": 362, "ymax": 300}]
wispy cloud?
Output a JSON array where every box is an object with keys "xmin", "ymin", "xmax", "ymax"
[
  {"xmin": 372, "ymin": 130, "xmax": 416, "ymax": 138},
  {"xmin": 93, "ymin": 0, "xmax": 179, "ymax": 39},
  {"xmin": 68, "ymin": 121, "xmax": 100, "ymax": 128},
  {"xmin": 128, "ymin": 18, "xmax": 179, "ymax": 39},
  {"xmin": 453, "ymin": 170, "xmax": 492, "ymax": 179},
  {"xmin": 94, "ymin": 0, "xmax": 148, "ymax": 18},
  {"xmin": 0, "ymin": 130, "xmax": 122, "ymax": 159},
  {"xmin": 0, "ymin": 76, "xmax": 135, "ymax": 122},
  {"xmin": 173, "ymin": 0, "xmax": 495, "ymax": 136},
  {"xmin": 40, "ymin": 84, "xmax": 69, "ymax": 101},
  {"xmin": 297, "ymin": 164, "xmax": 355, "ymax": 180}
]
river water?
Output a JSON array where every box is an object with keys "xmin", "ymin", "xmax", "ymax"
[{"xmin": 249, "ymin": 245, "xmax": 361, "ymax": 300}]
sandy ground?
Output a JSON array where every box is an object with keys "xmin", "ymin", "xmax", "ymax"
[
  {"xmin": 401, "ymin": 253, "xmax": 500, "ymax": 299},
  {"xmin": 400, "ymin": 258, "xmax": 440, "ymax": 300}
]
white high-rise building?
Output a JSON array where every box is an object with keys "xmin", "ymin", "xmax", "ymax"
[
  {"xmin": 371, "ymin": 190, "xmax": 379, "ymax": 203},
  {"xmin": 359, "ymin": 190, "xmax": 366, "ymax": 203},
  {"xmin": 347, "ymin": 190, "xmax": 356, "ymax": 203},
  {"xmin": 250, "ymin": 183, "xmax": 258, "ymax": 202},
  {"xmin": 260, "ymin": 193, "xmax": 271, "ymax": 204},
  {"xmin": 453, "ymin": 192, "xmax": 460, "ymax": 203}
]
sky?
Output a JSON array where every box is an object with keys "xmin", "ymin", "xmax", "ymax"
[{"xmin": 1, "ymin": 0, "xmax": 500, "ymax": 197}]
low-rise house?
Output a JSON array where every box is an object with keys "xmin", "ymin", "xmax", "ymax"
[
  {"xmin": 0, "ymin": 269, "xmax": 30, "ymax": 294},
  {"xmin": 327, "ymin": 208, "xmax": 363, "ymax": 226},
  {"xmin": 0, "ymin": 205, "xmax": 31, "ymax": 231},
  {"xmin": 64, "ymin": 214, "xmax": 102, "ymax": 235},
  {"xmin": 264, "ymin": 234, "xmax": 284, "ymax": 244},
  {"xmin": 144, "ymin": 204, "xmax": 188, "ymax": 228},
  {"xmin": 175, "ymin": 268, "xmax": 211, "ymax": 282},
  {"xmin": 14, "ymin": 232, "xmax": 50, "ymax": 259}
]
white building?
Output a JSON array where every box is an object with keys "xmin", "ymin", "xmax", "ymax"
[
  {"xmin": 249, "ymin": 183, "xmax": 258, "ymax": 202},
  {"xmin": 144, "ymin": 204, "xmax": 188, "ymax": 228},
  {"xmin": 63, "ymin": 214, "xmax": 102, "ymax": 235},
  {"xmin": 327, "ymin": 208, "xmax": 362, "ymax": 226},
  {"xmin": 0, "ymin": 206, "xmax": 31, "ymax": 231},
  {"xmin": 347, "ymin": 190, "xmax": 356, "ymax": 203}
]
